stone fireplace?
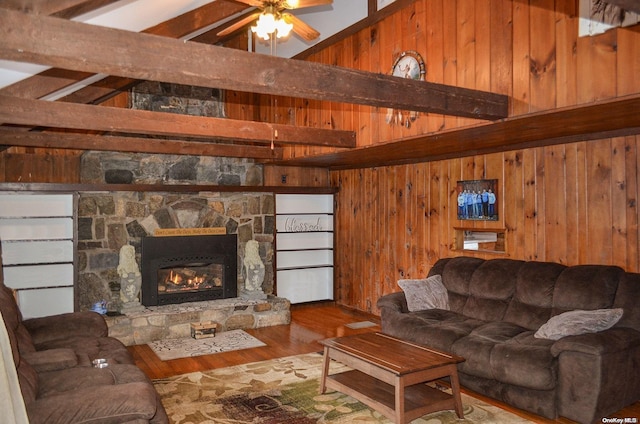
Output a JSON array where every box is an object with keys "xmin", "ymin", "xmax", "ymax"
[
  {"xmin": 140, "ymin": 234, "xmax": 237, "ymax": 306},
  {"xmin": 76, "ymin": 81, "xmax": 275, "ymax": 311},
  {"xmin": 76, "ymin": 152, "xmax": 275, "ymax": 312}
]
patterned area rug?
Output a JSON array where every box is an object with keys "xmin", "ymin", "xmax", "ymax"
[
  {"xmin": 153, "ymin": 352, "xmax": 534, "ymax": 423},
  {"xmin": 148, "ymin": 330, "xmax": 266, "ymax": 361}
]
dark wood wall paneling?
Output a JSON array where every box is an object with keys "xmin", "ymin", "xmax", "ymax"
[{"xmin": 242, "ymin": 1, "xmax": 640, "ymax": 314}]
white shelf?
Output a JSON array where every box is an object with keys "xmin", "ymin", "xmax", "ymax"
[
  {"xmin": 0, "ymin": 193, "xmax": 75, "ymax": 318},
  {"xmin": 275, "ymin": 194, "xmax": 334, "ymax": 304}
]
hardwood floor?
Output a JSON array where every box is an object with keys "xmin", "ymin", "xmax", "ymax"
[{"xmin": 129, "ymin": 302, "xmax": 639, "ymax": 423}]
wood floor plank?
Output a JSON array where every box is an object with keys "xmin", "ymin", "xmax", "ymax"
[{"xmin": 128, "ymin": 302, "xmax": 639, "ymax": 423}]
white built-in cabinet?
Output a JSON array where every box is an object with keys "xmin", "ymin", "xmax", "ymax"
[
  {"xmin": 275, "ymin": 194, "xmax": 334, "ymax": 304},
  {"xmin": 0, "ymin": 193, "xmax": 75, "ymax": 318}
]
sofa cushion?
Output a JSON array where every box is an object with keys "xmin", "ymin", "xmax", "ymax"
[
  {"xmin": 440, "ymin": 256, "xmax": 485, "ymax": 313},
  {"xmin": 35, "ymin": 336, "xmax": 134, "ymax": 366},
  {"xmin": 22, "ymin": 349, "xmax": 78, "ymax": 373},
  {"xmin": 491, "ymin": 332, "xmax": 557, "ymax": 391},
  {"xmin": 397, "ymin": 275, "xmax": 449, "ymax": 312},
  {"xmin": 391, "ymin": 309, "xmax": 484, "ymax": 352},
  {"xmin": 534, "ymin": 308, "xmax": 624, "ymax": 340},
  {"xmin": 553, "ymin": 265, "xmax": 623, "ymax": 313},
  {"xmin": 503, "ymin": 261, "xmax": 566, "ymax": 330},
  {"xmin": 452, "ymin": 322, "xmax": 528, "ymax": 380},
  {"xmin": 462, "ymin": 259, "xmax": 524, "ymax": 321},
  {"xmin": 37, "ymin": 364, "xmax": 152, "ymax": 398}
]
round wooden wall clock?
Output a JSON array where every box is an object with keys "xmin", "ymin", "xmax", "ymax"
[{"xmin": 387, "ymin": 50, "xmax": 426, "ymax": 127}]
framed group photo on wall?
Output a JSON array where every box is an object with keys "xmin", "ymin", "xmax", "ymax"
[{"xmin": 456, "ymin": 179, "xmax": 498, "ymax": 221}]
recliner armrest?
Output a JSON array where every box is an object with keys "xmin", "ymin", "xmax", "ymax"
[
  {"xmin": 23, "ymin": 311, "xmax": 108, "ymax": 347},
  {"xmin": 550, "ymin": 327, "xmax": 640, "ymax": 357},
  {"xmin": 22, "ymin": 348, "xmax": 78, "ymax": 372}
]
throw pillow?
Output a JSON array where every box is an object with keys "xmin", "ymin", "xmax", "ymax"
[
  {"xmin": 534, "ymin": 308, "xmax": 624, "ymax": 340},
  {"xmin": 398, "ymin": 275, "xmax": 449, "ymax": 312}
]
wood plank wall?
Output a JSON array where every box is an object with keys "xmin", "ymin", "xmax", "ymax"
[
  {"xmin": 331, "ymin": 137, "xmax": 640, "ymax": 313},
  {"xmin": 234, "ymin": 0, "xmax": 640, "ymax": 313}
]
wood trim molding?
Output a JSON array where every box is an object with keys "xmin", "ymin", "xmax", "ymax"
[{"xmin": 0, "ymin": 182, "xmax": 338, "ymax": 194}]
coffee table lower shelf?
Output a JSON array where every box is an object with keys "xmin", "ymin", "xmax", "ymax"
[{"xmin": 325, "ymin": 369, "xmax": 457, "ymax": 422}]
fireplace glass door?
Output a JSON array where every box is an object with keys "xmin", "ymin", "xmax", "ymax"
[{"xmin": 141, "ymin": 234, "xmax": 237, "ymax": 306}]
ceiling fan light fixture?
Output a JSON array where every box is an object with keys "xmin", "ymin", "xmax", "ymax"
[
  {"xmin": 275, "ymin": 18, "xmax": 293, "ymax": 38},
  {"xmin": 251, "ymin": 6, "xmax": 293, "ymax": 40},
  {"xmin": 251, "ymin": 12, "xmax": 276, "ymax": 40}
]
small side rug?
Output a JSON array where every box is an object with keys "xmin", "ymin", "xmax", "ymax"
[
  {"xmin": 148, "ymin": 329, "xmax": 266, "ymax": 361},
  {"xmin": 345, "ymin": 320, "xmax": 378, "ymax": 329},
  {"xmin": 153, "ymin": 352, "xmax": 534, "ymax": 423}
]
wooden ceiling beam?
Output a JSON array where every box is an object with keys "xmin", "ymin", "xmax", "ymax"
[
  {"xmin": 0, "ymin": 94, "xmax": 356, "ymax": 148},
  {"xmin": 0, "ymin": 8, "xmax": 509, "ymax": 120},
  {"xmin": 0, "ymin": 129, "xmax": 283, "ymax": 159},
  {"xmin": 270, "ymin": 94, "xmax": 640, "ymax": 169},
  {"xmin": 0, "ymin": 1, "xmax": 248, "ymax": 102}
]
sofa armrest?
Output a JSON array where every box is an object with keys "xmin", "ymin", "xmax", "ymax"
[
  {"xmin": 551, "ymin": 327, "xmax": 640, "ymax": 423},
  {"xmin": 23, "ymin": 311, "xmax": 108, "ymax": 347},
  {"xmin": 550, "ymin": 327, "xmax": 640, "ymax": 357},
  {"xmin": 22, "ymin": 349, "xmax": 78, "ymax": 372},
  {"xmin": 376, "ymin": 291, "xmax": 408, "ymax": 314},
  {"xmin": 28, "ymin": 382, "xmax": 163, "ymax": 424}
]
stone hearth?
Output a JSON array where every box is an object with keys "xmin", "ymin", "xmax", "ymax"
[{"xmin": 105, "ymin": 296, "xmax": 290, "ymax": 346}]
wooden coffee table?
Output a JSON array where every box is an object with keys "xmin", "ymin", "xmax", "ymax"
[{"xmin": 319, "ymin": 332, "xmax": 465, "ymax": 424}]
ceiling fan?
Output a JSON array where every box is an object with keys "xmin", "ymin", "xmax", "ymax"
[{"xmin": 217, "ymin": 0, "xmax": 333, "ymax": 41}]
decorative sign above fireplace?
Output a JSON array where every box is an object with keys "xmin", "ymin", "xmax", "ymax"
[{"xmin": 140, "ymin": 234, "xmax": 237, "ymax": 306}]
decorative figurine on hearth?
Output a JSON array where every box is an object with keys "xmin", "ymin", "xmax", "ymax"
[
  {"xmin": 242, "ymin": 240, "xmax": 266, "ymax": 300},
  {"xmin": 117, "ymin": 244, "xmax": 144, "ymax": 312}
]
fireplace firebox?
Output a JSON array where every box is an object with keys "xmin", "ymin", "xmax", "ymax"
[{"xmin": 141, "ymin": 234, "xmax": 237, "ymax": 306}]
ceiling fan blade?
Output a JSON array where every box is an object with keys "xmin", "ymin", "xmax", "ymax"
[
  {"xmin": 216, "ymin": 12, "xmax": 261, "ymax": 37},
  {"xmin": 282, "ymin": 0, "xmax": 332, "ymax": 9},
  {"xmin": 283, "ymin": 13, "xmax": 320, "ymax": 41},
  {"xmin": 231, "ymin": 0, "xmax": 264, "ymax": 6}
]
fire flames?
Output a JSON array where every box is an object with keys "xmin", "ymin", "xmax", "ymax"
[{"xmin": 158, "ymin": 265, "xmax": 223, "ymax": 294}]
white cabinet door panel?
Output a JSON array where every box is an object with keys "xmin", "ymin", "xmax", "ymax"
[
  {"xmin": 17, "ymin": 287, "xmax": 74, "ymax": 319},
  {"xmin": 0, "ymin": 194, "xmax": 73, "ymax": 217},
  {"xmin": 4, "ymin": 263, "xmax": 74, "ymax": 289},
  {"xmin": 0, "ymin": 218, "xmax": 73, "ymax": 240},
  {"xmin": 2, "ymin": 240, "xmax": 74, "ymax": 265},
  {"xmin": 276, "ymin": 232, "xmax": 333, "ymax": 250},
  {"xmin": 277, "ymin": 249, "xmax": 333, "ymax": 268},
  {"xmin": 276, "ymin": 268, "xmax": 333, "ymax": 303},
  {"xmin": 275, "ymin": 194, "xmax": 333, "ymax": 214}
]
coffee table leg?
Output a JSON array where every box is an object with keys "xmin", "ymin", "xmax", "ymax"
[
  {"xmin": 319, "ymin": 346, "xmax": 330, "ymax": 394},
  {"xmin": 450, "ymin": 369, "xmax": 464, "ymax": 418},
  {"xmin": 395, "ymin": 376, "xmax": 405, "ymax": 424}
]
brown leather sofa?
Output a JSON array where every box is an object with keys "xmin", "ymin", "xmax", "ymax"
[
  {"xmin": 377, "ymin": 256, "xmax": 640, "ymax": 424},
  {"xmin": 0, "ymin": 255, "xmax": 168, "ymax": 423}
]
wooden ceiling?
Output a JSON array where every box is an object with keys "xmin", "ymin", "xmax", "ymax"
[{"xmin": 0, "ymin": 0, "xmax": 639, "ymax": 170}]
